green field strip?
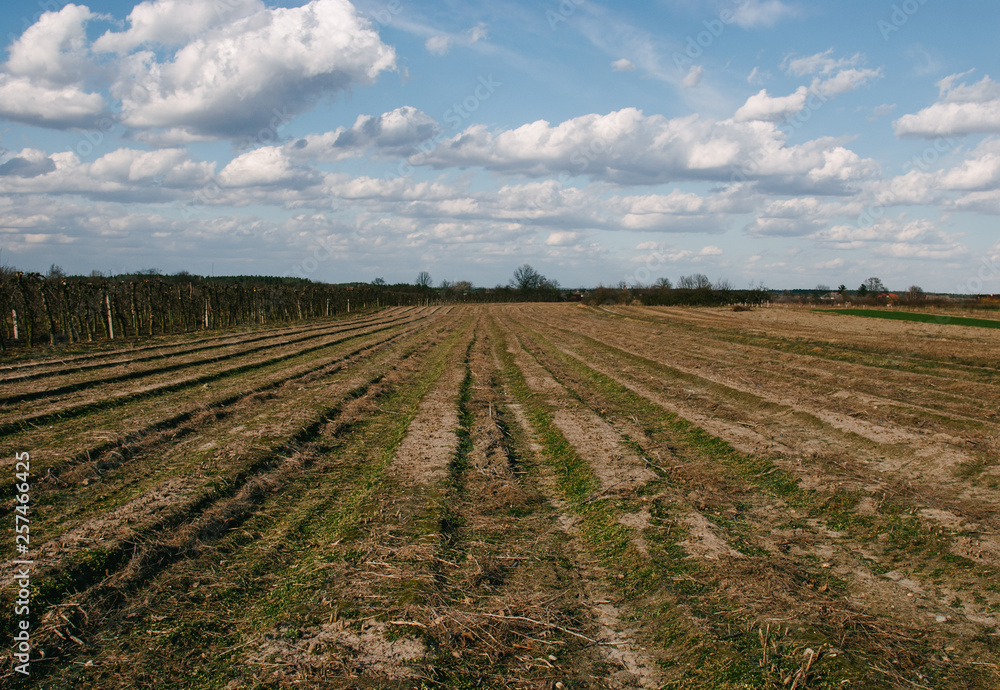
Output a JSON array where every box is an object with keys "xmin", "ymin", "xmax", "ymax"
[{"xmin": 819, "ymin": 308, "xmax": 1000, "ymax": 329}]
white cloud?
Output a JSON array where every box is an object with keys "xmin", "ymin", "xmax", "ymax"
[
  {"xmin": 735, "ymin": 87, "xmax": 808, "ymax": 122},
  {"xmin": 0, "ymin": 4, "xmax": 107, "ymax": 129},
  {"xmin": 546, "ymin": 231, "xmax": 581, "ymax": 246},
  {"xmin": 611, "ymin": 186, "xmax": 755, "ymax": 233},
  {"xmin": 426, "ymin": 35, "xmax": 452, "ymax": 56},
  {"xmin": 744, "ymin": 196, "xmax": 835, "ymax": 237},
  {"xmin": 420, "ymin": 107, "xmax": 878, "ymax": 193},
  {"xmin": 611, "ymin": 58, "xmax": 635, "ymax": 72},
  {"xmin": 94, "ymin": 0, "xmax": 264, "ymax": 53},
  {"xmin": 114, "ymin": 0, "xmax": 396, "ymax": 139},
  {"xmin": 285, "ymin": 106, "xmax": 440, "ymax": 162},
  {"xmin": 735, "ymin": 52, "xmax": 880, "ymax": 124},
  {"xmin": 939, "ymin": 137, "xmax": 1000, "ymax": 191},
  {"xmin": 683, "ymin": 65, "xmax": 704, "ymax": 88},
  {"xmin": 894, "ymin": 73, "xmax": 1000, "ymax": 138},
  {"xmin": 781, "ymin": 50, "xmax": 881, "ymax": 98},
  {"xmin": 218, "ymin": 147, "xmax": 328, "ymax": 193},
  {"xmin": 811, "ymin": 67, "xmax": 881, "ymax": 97},
  {"xmin": 0, "ymin": 77, "xmax": 107, "ymax": 129},
  {"xmin": 811, "ymin": 217, "xmax": 965, "ymax": 259},
  {"xmin": 0, "ymin": 146, "xmax": 215, "ymax": 201},
  {"xmin": 88, "ymin": 147, "xmax": 213, "ymax": 186}
]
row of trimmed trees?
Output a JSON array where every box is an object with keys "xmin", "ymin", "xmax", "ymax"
[
  {"xmin": 583, "ymin": 273, "xmax": 770, "ymax": 308},
  {"xmin": 0, "ymin": 270, "xmax": 426, "ymax": 350}
]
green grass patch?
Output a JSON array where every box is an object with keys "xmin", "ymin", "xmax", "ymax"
[{"xmin": 820, "ymin": 308, "xmax": 1000, "ymax": 329}]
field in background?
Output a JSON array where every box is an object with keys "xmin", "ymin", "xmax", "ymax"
[{"xmin": 2, "ymin": 304, "xmax": 999, "ymax": 688}]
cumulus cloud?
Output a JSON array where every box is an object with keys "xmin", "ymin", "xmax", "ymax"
[
  {"xmin": 0, "ymin": 149, "xmax": 57, "ymax": 178},
  {"xmin": 219, "ymin": 147, "xmax": 312, "ymax": 188},
  {"xmin": 545, "ymin": 231, "xmax": 581, "ymax": 246},
  {"xmin": 735, "ymin": 86, "xmax": 808, "ymax": 122},
  {"xmin": 94, "ymin": 0, "xmax": 264, "ymax": 53},
  {"xmin": 939, "ymin": 137, "xmax": 1000, "ymax": 191},
  {"xmin": 611, "ymin": 58, "xmax": 635, "ymax": 72},
  {"xmin": 0, "ymin": 146, "xmax": 215, "ymax": 201},
  {"xmin": 632, "ymin": 241, "xmax": 726, "ymax": 265},
  {"xmin": 0, "ymin": 4, "xmax": 108, "ymax": 129},
  {"xmin": 286, "ymin": 106, "xmax": 440, "ymax": 162},
  {"xmin": 113, "ymin": 0, "xmax": 396, "ymax": 139},
  {"xmin": 894, "ymin": 73, "xmax": 1000, "ymax": 138},
  {"xmin": 612, "ymin": 186, "xmax": 753, "ymax": 232},
  {"xmin": 420, "ymin": 107, "xmax": 878, "ymax": 193},
  {"xmin": 735, "ymin": 52, "xmax": 880, "ymax": 124},
  {"xmin": 744, "ymin": 196, "xmax": 833, "ymax": 236},
  {"xmin": 811, "ymin": 217, "xmax": 965, "ymax": 259}
]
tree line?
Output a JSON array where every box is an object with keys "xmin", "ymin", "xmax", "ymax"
[
  {"xmin": 583, "ymin": 273, "xmax": 771, "ymax": 308},
  {"xmin": 0, "ymin": 268, "xmax": 432, "ymax": 351}
]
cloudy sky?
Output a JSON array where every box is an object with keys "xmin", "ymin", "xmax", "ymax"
[{"xmin": 1, "ymin": 0, "xmax": 999, "ymax": 291}]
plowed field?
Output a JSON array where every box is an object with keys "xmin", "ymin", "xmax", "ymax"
[{"xmin": 3, "ymin": 304, "xmax": 999, "ymax": 689}]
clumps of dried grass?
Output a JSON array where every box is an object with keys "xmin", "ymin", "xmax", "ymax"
[{"xmin": 417, "ymin": 594, "xmax": 593, "ymax": 657}]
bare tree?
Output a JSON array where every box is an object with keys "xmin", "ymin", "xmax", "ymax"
[
  {"xmin": 678, "ymin": 273, "xmax": 711, "ymax": 289},
  {"xmin": 511, "ymin": 264, "xmax": 544, "ymax": 292},
  {"xmin": 863, "ymin": 276, "xmax": 887, "ymax": 294},
  {"xmin": 903, "ymin": 285, "xmax": 926, "ymax": 305},
  {"xmin": 415, "ymin": 271, "xmax": 432, "ymax": 288}
]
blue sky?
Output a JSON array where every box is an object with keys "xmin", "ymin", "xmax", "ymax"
[{"xmin": 1, "ymin": 0, "xmax": 999, "ymax": 291}]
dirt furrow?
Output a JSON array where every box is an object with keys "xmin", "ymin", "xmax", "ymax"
[
  {"xmin": 0, "ymin": 319, "xmax": 431, "ymax": 506},
  {"xmin": 0, "ymin": 308, "xmax": 429, "ymax": 428},
  {"xmin": 1, "ymin": 312, "xmax": 465, "ymax": 687},
  {"xmin": 505, "ymin": 305, "xmax": 999, "ymax": 688},
  {"xmin": 521, "ymin": 305, "xmax": 999, "ymax": 514}
]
